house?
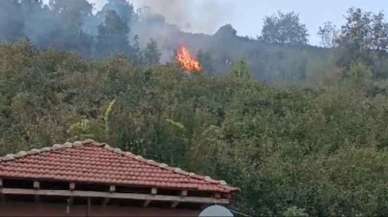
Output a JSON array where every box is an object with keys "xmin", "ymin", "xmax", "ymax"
[{"xmin": 0, "ymin": 139, "xmax": 238, "ymax": 216}]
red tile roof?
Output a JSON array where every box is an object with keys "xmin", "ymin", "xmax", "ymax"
[{"xmin": 0, "ymin": 140, "xmax": 238, "ymax": 193}]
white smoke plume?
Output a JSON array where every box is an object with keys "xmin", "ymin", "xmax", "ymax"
[{"xmin": 130, "ymin": 0, "xmax": 235, "ymax": 34}]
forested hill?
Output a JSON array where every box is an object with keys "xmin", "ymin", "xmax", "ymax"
[
  {"xmin": 2, "ymin": 0, "xmax": 388, "ymax": 216},
  {"xmin": 0, "ymin": 0, "xmax": 334, "ymax": 83},
  {"xmin": 2, "ymin": 1, "xmax": 387, "ymax": 83},
  {"xmin": 145, "ymin": 24, "xmax": 333, "ymax": 82},
  {"xmin": 2, "ymin": 41, "xmax": 388, "ymax": 217}
]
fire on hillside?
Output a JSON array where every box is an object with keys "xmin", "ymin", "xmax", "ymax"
[{"xmin": 176, "ymin": 45, "xmax": 202, "ymax": 73}]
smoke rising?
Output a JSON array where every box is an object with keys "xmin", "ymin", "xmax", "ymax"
[
  {"xmin": 0, "ymin": 0, "xmax": 325, "ymax": 83},
  {"xmin": 130, "ymin": 0, "xmax": 235, "ymax": 34}
]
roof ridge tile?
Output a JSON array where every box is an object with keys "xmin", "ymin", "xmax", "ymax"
[
  {"xmin": 0, "ymin": 139, "xmax": 238, "ymax": 192},
  {"xmin": 98, "ymin": 144, "xmax": 235, "ymax": 187},
  {"xmin": 0, "ymin": 140, "xmax": 93, "ymax": 162},
  {"xmin": 98, "ymin": 143, "xmax": 233, "ymax": 188}
]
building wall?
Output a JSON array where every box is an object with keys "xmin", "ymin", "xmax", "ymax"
[{"xmin": 0, "ymin": 202, "xmax": 200, "ymax": 217}]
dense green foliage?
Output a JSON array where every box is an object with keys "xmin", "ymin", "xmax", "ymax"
[{"xmin": 1, "ymin": 42, "xmax": 388, "ymax": 216}]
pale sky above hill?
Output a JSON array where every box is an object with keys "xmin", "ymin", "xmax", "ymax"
[{"xmin": 88, "ymin": 0, "xmax": 388, "ymax": 45}]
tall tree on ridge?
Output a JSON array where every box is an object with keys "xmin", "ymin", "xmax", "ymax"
[
  {"xmin": 318, "ymin": 21, "xmax": 338, "ymax": 48},
  {"xmin": 260, "ymin": 11, "xmax": 308, "ymax": 46},
  {"xmin": 48, "ymin": 0, "xmax": 94, "ymax": 56},
  {"xmin": 96, "ymin": 10, "xmax": 131, "ymax": 58},
  {"xmin": 336, "ymin": 8, "xmax": 388, "ymax": 77}
]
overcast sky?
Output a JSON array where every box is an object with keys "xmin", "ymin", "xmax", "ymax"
[{"xmin": 89, "ymin": 0, "xmax": 387, "ymax": 45}]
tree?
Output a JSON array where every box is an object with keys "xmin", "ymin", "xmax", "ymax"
[
  {"xmin": 96, "ymin": 10, "xmax": 131, "ymax": 57},
  {"xmin": 142, "ymin": 39, "xmax": 161, "ymax": 66},
  {"xmin": 131, "ymin": 34, "xmax": 143, "ymax": 64},
  {"xmin": 338, "ymin": 8, "xmax": 388, "ymax": 52},
  {"xmin": 102, "ymin": 0, "xmax": 135, "ymax": 22},
  {"xmin": 260, "ymin": 11, "xmax": 309, "ymax": 45},
  {"xmin": 49, "ymin": 0, "xmax": 92, "ymax": 31},
  {"xmin": 197, "ymin": 50, "xmax": 215, "ymax": 74},
  {"xmin": 20, "ymin": 0, "xmax": 53, "ymax": 46},
  {"xmin": 336, "ymin": 8, "xmax": 388, "ymax": 73},
  {"xmin": 0, "ymin": 0, "xmax": 25, "ymax": 42},
  {"xmin": 214, "ymin": 24, "xmax": 237, "ymax": 38},
  {"xmin": 231, "ymin": 59, "xmax": 251, "ymax": 80},
  {"xmin": 318, "ymin": 21, "xmax": 338, "ymax": 48},
  {"xmin": 47, "ymin": 0, "xmax": 94, "ymax": 56}
]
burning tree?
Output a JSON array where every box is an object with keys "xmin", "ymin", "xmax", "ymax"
[{"xmin": 176, "ymin": 45, "xmax": 202, "ymax": 73}]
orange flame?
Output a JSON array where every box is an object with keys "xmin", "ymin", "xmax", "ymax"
[{"xmin": 176, "ymin": 45, "xmax": 202, "ymax": 73}]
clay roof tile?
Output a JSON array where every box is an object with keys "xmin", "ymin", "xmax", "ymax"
[{"xmin": 0, "ymin": 140, "xmax": 238, "ymax": 193}]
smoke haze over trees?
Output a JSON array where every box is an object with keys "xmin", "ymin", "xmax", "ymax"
[{"xmin": 1, "ymin": 0, "xmax": 387, "ymax": 83}]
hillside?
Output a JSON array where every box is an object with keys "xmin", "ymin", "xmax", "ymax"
[
  {"xmin": 0, "ymin": 0, "xmax": 336, "ymax": 84},
  {"xmin": 2, "ymin": 1, "xmax": 388, "ymax": 216},
  {"xmin": 135, "ymin": 22, "xmax": 334, "ymax": 82},
  {"xmin": 1, "ymin": 42, "xmax": 388, "ymax": 216}
]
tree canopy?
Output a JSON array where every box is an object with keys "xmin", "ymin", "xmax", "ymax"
[
  {"xmin": 260, "ymin": 11, "xmax": 309, "ymax": 46},
  {"xmin": 1, "ymin": 41, "xmax": 388, "ymax": 216},
  {"xmin": 335, "ymin": 8, "xmax": 388, "ymax": 78},
  {"xmin": 318, "ymin": 21, "xmax": 338, "ymax": 48}
]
